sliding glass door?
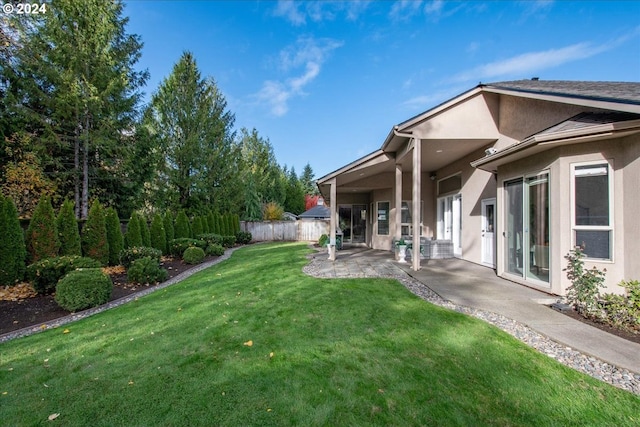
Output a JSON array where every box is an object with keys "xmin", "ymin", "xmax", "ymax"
[{"xmin": 504, "ymin": 173, "xmax": 549, "ymax": 285}]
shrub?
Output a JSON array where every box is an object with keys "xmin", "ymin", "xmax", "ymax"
[
  {"xmin": 318, "ymin": 234, "xmax": 329, "ymax": 246},
  {"xmin": 163, "ymin": 211, "xmax": 175, "ymax": 244},
  {"xmin": 150, "ymin": 213, "xmax": 167, "ymax": 254},
  {"xmin": 197, "ymin": 233, "xmax": 223, "ymax": 246},
  {"xmin": 55, "ymin": 268, "xmax": 112, "ymax": 312},
  {"xmin": 206, "ymin": 211, "xmax": 215, "ymax": 234},
  {"xmin": 183, "ymin": 246, "xmax": 205, "ymax": 265},
  {"xmin": 124, "ymin": 212, "xmax": 143, "ymax": 248},
  {"xmin": 221, "ymin": 235, "xmax": 236, "ymax": 248},
  {"xmin": 263, "ymin": 202, "xmax": 284, "ymax": 221},
  {"xmin": 564, "ymin": 247, "xmax": 606, "ymax": 316},
  {"xmin": 168, "ymin": 238, "xmax": 204, "ymax": 256},
  {"xmin": 232, "ymin": 214, "xmax": 241, "ymax": 234},
  {"xmin": 26, "ymin": 196, "xmax": 59, "ymax": 263},
  {"xmin": 27, "ymin": 256, "xmax": 102, "ymax": 294},
  {"xmin": 56, "ymin": 199, "xmax": 81, "ymax": 257},
  {"xmin": 119, "ymin": 246, "xmax": 162, "ymax": 269},
  {"xmin": 205, "ymin": 244, "xmax": 225, "ymax": 256},
  {"xmin": 598, "ymin": 280, "xmax": 640, "ymax": 332},
  {"xmin": 175, "ymin": 210, "xmax": 191, "ymax": 238},
  {"xmin": 235, "ymin": 231, "xmax": 252, "ymax": 245},
  {"xmin": 0, "ymin": 196, "xmax": 27, "ymax": 285},
  {"xmin": 213, "ymin": 212, "xmax": 222, "ymax": 235},
  {"xmin": 139, "ymin": 215, "xmax": 151, "ymax": 247},
  {"xmin": 192, "ymin": 216, "xmax": 204, "ymax": 237},
  {"xmin": 127, "ymin": 257, "xmax": 168, "ymax": 284},
  {"xmin": 105, "ymin": 207, "xmax": 124, "ymax": 266},
  {"xmin": 81, "ymin": 200, "xmax": 109, "ymax": 266}
]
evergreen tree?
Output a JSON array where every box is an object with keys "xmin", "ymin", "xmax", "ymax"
[
  {"xmin": 284, "ymin": 166, "xmax": 306, "ymax": 215},
  {"xmin": 192, "ymin": 216, "xmax": 203, "ymax": 237},
  {"xmin": 150, "ymin": 213, "xmax": 167, "ymax": 254},
  {"xmin": 175, "ymin": 210, "xmax": 191, "ymax": 238},
  {"xmin": 200, "ymin": 214, "xmax": 210, "ymax": 234},
  {"xmin": 213, "ymin": 213, "xmax": 222, "ymax": 235},
  {"xmin": 232, "ymin": 214, "xmax": 241, "ymax": 234},
  {"xmin": 207, "ymin": 211, "xmax": 216, "ymax": 233},
  {"xmin": 243, "ymin": 175, "xmax": 263, "ymax": 221},
  {"xmin": 124, "ymin": 212, "xmax": 143, "ymax": 248},
  {"xmin": 139, "ymin": 215, "xmax": 151, "ymax": 246},
  {"xmin": 26, "ymin": 196, "xmax": 59, "ymax": 263},
  {"xmin": 105, "ymin": 207, "xmax": 124, "ymax": 266},
  {"xmin": 81, "ymin": 200, "xmax": 109, "ymax": 266},
  {"xmin": 163, "ymin": 210, "xmax": 175, "ymax": 244},
  {"xmin": 0, "ymin": 195, "xmax": 27, "ymax": 285},
  {"xmin": 56, "ymin": 199, "xmax": 81, "ymax": 256},
  {"xmin": 300, "ymin": 163, "xmax": 318, "ymax": 195}
]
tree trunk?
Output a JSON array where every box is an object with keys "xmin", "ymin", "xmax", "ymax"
[{"xmin": 81, "ymin": 112, "xmax": 90, "ymax": 219}]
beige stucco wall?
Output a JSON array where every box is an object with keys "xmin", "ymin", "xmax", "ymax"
[{"xmin": 496, "ymin": 135, "xmax": 638, "ymax": 295}]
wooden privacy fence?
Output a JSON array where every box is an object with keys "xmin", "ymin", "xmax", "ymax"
[{"xmin": 241, "ymin": 220, "xmax": 329, "ymax": 242}]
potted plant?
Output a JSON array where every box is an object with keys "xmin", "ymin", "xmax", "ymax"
[{"xmin": 396, "ymin": 238, "xmax": 407, "ymax": 263}]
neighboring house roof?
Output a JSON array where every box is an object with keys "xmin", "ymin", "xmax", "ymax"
[{"xmin": 298, "ymin": 205, "xmax": 330, "ymax": 219}]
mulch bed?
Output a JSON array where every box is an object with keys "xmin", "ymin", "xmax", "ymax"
[
  {"xmin": 0, "ymin": 255, "xmax": 218, "ymax": 336},
  {"xmin": 553, "ymin": 306, "xmax": 640, "ymax": 345}
]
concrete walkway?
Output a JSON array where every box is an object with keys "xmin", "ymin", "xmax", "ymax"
[{"xmin": 310, "ymin": 246, "xmax": 640, "ymax": 375}]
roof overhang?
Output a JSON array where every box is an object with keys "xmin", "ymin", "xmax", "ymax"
[{"xmin": 471, "ymin": 118, "xmax": 640, "ymax": 173}]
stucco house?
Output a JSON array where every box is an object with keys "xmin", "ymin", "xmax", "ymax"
[{"xmin": 317, "ymin": 80, "xmax": 640, "ymax": 296}]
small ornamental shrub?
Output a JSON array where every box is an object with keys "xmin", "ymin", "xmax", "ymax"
[
  {"xmin": 174, "ymin": 210, "xmax": 191, "ymax": 238},
  {"xmin": 221, "ymin": 235, "xmax": 236, "ymax": 248},
  {"xmin": 235, "ymin": 231, "xmax": 252, "ymax": 245},
  {"xmin": 598, "ymin": 280, "xmax": 640, "ymax": 332},
  {"xmin": 26, "ymin": 196, "xmax": 59, "ymax": 263},
  {"xmin": 150, "ymin": 213, "xmax": 167, "ymax": 254},
  {"xmin": 124, "ymin": 213, "xmax": 143, "ymax": 248},
  {"xmin": 0, "ymin": 196, "xmax": 27, "ymax": 285},
  {"xmin": 205, "ymin": 243, "xmax": 225, "ymax": 256},
  {"xmin": 183, "ymin": 246, "xmax": 205, "ymax": 265},
  {"xmin": 263, "ymin": 202, "xmax": 284, "ymax": 221},
  {"xmin": 105, "ymin": 207, "xmax": 124, "ymax": 266},
  {"xmin": 564, "ymin": 247, "xmax": 606, "ymax": 316},
  {"xmin": 197, "ymin": 233, "xmax": 223, "ymax": 246},
  {"xmin": 163, "ymin": 211, "xmax": 175, "ymax": 244},
  {"xmin": 318, "ymin": 234, "xmax": 329, "ymax": 246},
  {"xmin": 119, "ymin": 246, "xmax": 162, "ymax": 269},
  {"xmin": 56, "ymin": 199, "xmax": 81, "ymax": 257},
  {"xmin": 55, "ymin": 268, "xmax": 112, "ymax": 312},
  {"xmin": 139, "ymin": 215, "xmax": 151, "ymax": 247},
  {"xmin": 168, "ymin": 238, "xmax": 204, "ymax": 256},
  {"xmin": 127, "ymin": 257, "xmax": 168, "ymax": 284},
  {"xmin": 81, "ymin": 200, "xmax": 109, "ymax": 266},
  {"xmin": 27, "ymin": 256, "xmax": 102, "ymax": 294}
]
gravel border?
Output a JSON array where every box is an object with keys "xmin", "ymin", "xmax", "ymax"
[{"xmin": 303, "ymin": 249, "xmax": 640, "ymax": 396}]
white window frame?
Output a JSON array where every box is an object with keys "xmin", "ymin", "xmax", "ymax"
[
  {"xmin": 570, "ymin": 160, "xmax": 614, "ymax": 261},
  {"xmin": 376, "ymin": 201, "xmax": 390, "ymax": 236},
  {"xmin": 400, "ymin": 200, "xmax": 423, "ymax": 236}
]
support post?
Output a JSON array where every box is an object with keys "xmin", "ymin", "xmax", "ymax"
[
  {"xmin": 412, "ymin": 137, "xmax": 422, "ymax": 271},
  {"xmin": 329, "ymin": 178, "xmax": 337, "ymax": 261},
  {"xmin": 395, "ymin": 163, "xmax": 403, "ymax": 258}
]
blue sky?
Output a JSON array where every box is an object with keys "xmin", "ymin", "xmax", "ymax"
[{"xmin": 123, "ymin": 0, "xmax": 640, "ymax": 179}]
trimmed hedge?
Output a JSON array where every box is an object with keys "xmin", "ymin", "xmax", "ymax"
[
  {"xmin": 55, "ymin": 268, "xmax": 112, "ymax": 312},
  {"xmin": 56, "ymin": 199, "xmax": 81, "ymax": 257},
  {"xmin": 127, "ymin": 257, "xmax": 168, "ymax": 284},
  {"xmin": 168, "ymin": 238, "xmax": 204, "ymax": 257},
  {"xmin": 183, "ymin": 246, "xmax": 205, "ymax": 265},
  {"xmin": 197, "ymin": 233, "xmax": 223, "ymax": 246},
  {"xmin": 174, "ymin": 210, "xmax": 191, "ymax": 239},
  {"xmin": 150, "ymin": 213, "xmax": 167, "ymax": 254},
  {"xmin": 235, "ymin": 231, "xmax": 252, "ymax": 245},
  {"xmin": 221, "ymin": 235, "xmax": 236, "ymax": 248},
  {"xmin": 27, "ymin": 256, "xmax": 102, "ymax": 294},
  {"xmin": 124, "ymin": 212, "xmax": 143, "ymax": 248},
  {"xmin": 0, "ymin": 195, "xmax": 27, "ymax": 285},
  {"xmin": 26, "ymin": 196, "xmax": 59, "ymax": 263},
  {"xmin": 105, "ymin": 207, "xmax": 124, "ymax": 266},
  {"xmin": 205, "ymin": 244, "xmax": 224, "ymax": 256},
  {"xmin": 119, "ymin": 246, "xmax": 162, "ymax": 269},
  {"xmin": 81, "ymin": 200, "xmax": 109, "ymax": 266}
]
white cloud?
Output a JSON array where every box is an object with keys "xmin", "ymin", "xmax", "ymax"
[
  {"xmin": 274, "ymin": 0, "xmax": 369, "ymax": 25},
  {"xmin": 424, "ymin": 0, "xmax": 443, "ymax": 15},
  {"xmin": 450, "ymin": 34, "xmax": 635, "ymax": 83},
  {"xmin": 255, "ymin": 37, "xmax": 344, "ymax": 117},
  {"xmin": 389, "ymin": 0, "xmax": 423, "ymax": 22},
  {"xmin": 274, "ymin": 0, "xmax": 306, "ymax": 26}
]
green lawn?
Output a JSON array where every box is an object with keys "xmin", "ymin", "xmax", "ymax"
[{"xmin": 1, "ymin": 242, "xmax": 638, "ymax": 426}]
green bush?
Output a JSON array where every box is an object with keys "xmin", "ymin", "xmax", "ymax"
[
  {"xmin": 197, "ymin": 233, "xmax": 223, "ymax": 246},
  {"xmin": 119, "ymin": 246, "xmax": 162, "ymax": 269},
  {"xmin": 56, "ymin": 199, "xmax": 81, "ymax": 257},
  {"xmin": 124, "ymin": 212, "xmax": 143, "ymax": 248},
  {"xmin": 26, "ymin": 196, "xmax": 59, "ymax": 263},
  {"xmin": 55, "ymin": 268, "xmax": 112, "ymax": 312},
  {"xmin": 318, "ymin": 234, "xmax": 329, "ymax": 246},
  {"xmin": 150, "ymin": 213, "xmax": 167, "ymax": 254},
  {"xmin": 183, "ymin": 246, "xmax": 205, "ymax": 265},
  {"xmin": 81, "ymin": 200, "xmax": 109, "ymax": 266},
  {"xmin": 598, "ymin": 280, "xmax": 640, "ymax": 332},
  {"xmin": 105, "ymin": 207, "xmax": 124, "ymax": 266},
  {"xmin": 168, "ymin": 238, "xmax": 204, "ymax": 256},
  {"xmin": 174, "ymin": 210, "xmax": 191, "ymax": 239},
  {"xmin": 564, "ymin": 247, "xmax": 606, "ymax": 316},
  {"xmin": 221, "ymin": 235, "xmax": 236, "ymax": 248},
  {"xmin": 127, "ymin": 257, "xmax": 168, "ymax": 284},
  {"xmin": 0, "ymin": 196, "xmax": 27, "ymax": 285},
  {"xmin": 27, "ymin": 256, "xmax": 102, "ymax": 294},
  {"xmin": 235, "ymin": 231, "xmax": 252, "ymax": 245},
  {"xmin": 139, "ymin": 215, "xmax": 151, "ymax": 247},
  {"xmin": 163, "ymin": 211, "xmax": 175, "ymax": 244},
  {"xmin": 205, "ymin": 244, "xmax": 225, "ymax": 256},
  {"xmin": 192, "ymin": 216, "xmax": 204, "ymax": 238}
]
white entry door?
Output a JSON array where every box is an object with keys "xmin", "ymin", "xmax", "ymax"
[{"xmin": 481, "ymin": 198, "xmax": 496, "ymax": 267}]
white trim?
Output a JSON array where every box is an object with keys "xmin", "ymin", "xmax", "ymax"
[{"xmin": 376, "ymin": 201, "xmax": 390, "ymax": 236}]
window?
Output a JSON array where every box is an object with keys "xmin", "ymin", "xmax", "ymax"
[
  {"xmin": 377, "ymin": 201, "xmax": 390, "ymax": 235},
  {"xmin": 437, "ymin": 174, "xmax": 461, "ymax": 196},
  {"xmin": 400, "ymin": 200, "xmax": 423, "ymax": 236},
  {"xmin": 572, "ymin": 162, "xmax": 612, "ymax": 260}
]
